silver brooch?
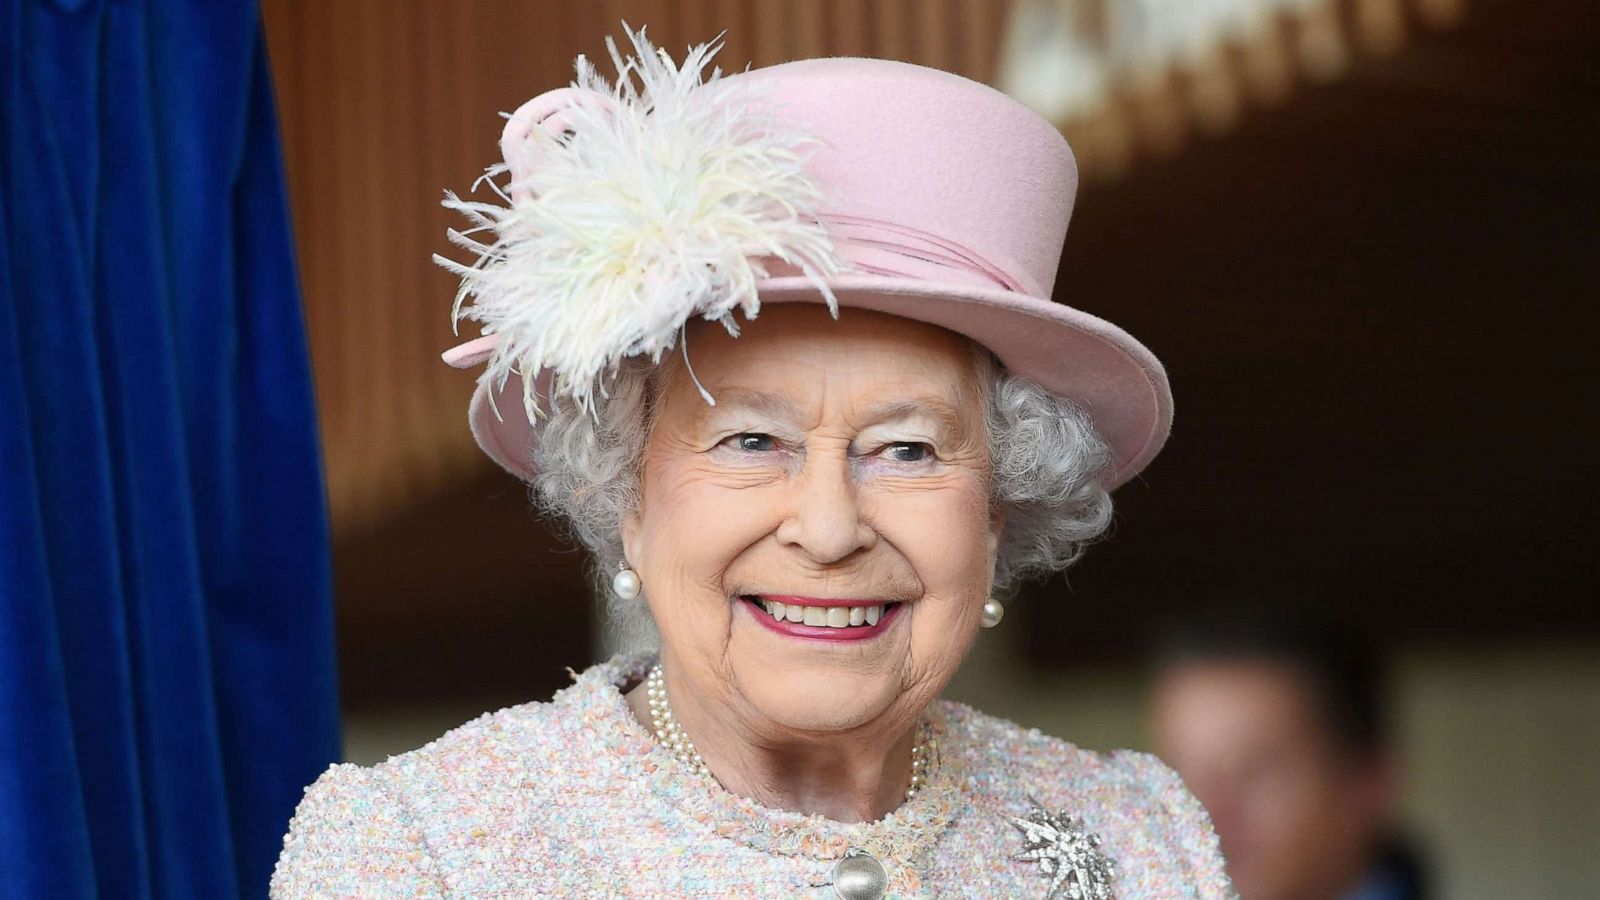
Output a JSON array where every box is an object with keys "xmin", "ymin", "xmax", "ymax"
[{"xmin": 1005, "ymin": 799, "xmax": 1116, "ymax": 899}]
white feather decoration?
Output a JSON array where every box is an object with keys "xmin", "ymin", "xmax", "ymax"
[{"xmin": 435, "ymin": 26, "xmax": 846, "ymax": 419}]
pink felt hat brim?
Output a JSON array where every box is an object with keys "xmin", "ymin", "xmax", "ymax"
[{"xmin": 449, "ymin": 273, "xmax": 1171, "ymax": 491}]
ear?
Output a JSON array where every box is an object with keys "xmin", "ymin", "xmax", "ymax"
[
  {"xmin": 620, "ymin": 506, "xmax": 643, "ymax": 571},
  {"xmin": 987, "ymin": 504, "xmax": 1006, "ymax": 566}
]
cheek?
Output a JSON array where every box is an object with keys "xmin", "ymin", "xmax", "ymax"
[
  {"xmin": 868, "ymin": 478, "xmax": 994, "ymax": 661},
  {"xmin": 872, "ymin": 479, "xmax": 995, "ymax": 595},
  {"xmin": 635, "ymin": 457, "xmax": 783, "ymax": 599}
]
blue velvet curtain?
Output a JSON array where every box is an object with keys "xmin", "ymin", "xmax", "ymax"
[{"xmin": 1, "ymin": 1, "xmax": 339, "ymax": 897}]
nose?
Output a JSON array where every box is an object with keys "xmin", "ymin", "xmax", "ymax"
[{"xmin": 775, "ymin": 453, "xmax": 877, "ymax": 565}]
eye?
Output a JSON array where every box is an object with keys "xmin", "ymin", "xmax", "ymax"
[
  {"xmin": 882, "ymin": 441, "xmax": 933, "ymax": 462},
  {"xmin": 724, "ymin": 432, "xmax": 777, "ymax": 453}
]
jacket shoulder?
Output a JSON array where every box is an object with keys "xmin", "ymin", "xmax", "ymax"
[
  {"xmin": 271, "ymin": 690, "xmax": 585, "ymax": 897},
  {"xmin": 941, "ymin": 702, "xmax": 1235, "ymax": 898},
  {"xmin": 270, "ymin": 761, "xmax": 446, "ymax": 898},
  {"xmin": 1098, "ymin": 746, "xmax": 1236, "ymax": 896}
]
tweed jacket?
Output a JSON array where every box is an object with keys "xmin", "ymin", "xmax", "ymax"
[{"xmin": 272, "ymin": 655, "xmax": 1234, "ymax": 898}]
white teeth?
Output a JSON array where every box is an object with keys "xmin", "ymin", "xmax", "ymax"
[{"xmin": 758, "ymin": 600, "xmax": 894, "ymax": 628}]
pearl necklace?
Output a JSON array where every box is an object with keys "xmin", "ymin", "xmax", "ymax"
[{"xmin": 644, "ymin": 663, "xmax": 931, "ymax": 801}]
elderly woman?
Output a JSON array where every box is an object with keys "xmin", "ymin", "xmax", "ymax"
[{"xmin": 272, "ymin": 30, "xmax": 1232, "ymax": 900}]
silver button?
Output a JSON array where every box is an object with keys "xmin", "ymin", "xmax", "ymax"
[{"xmin": 832, "ymin": 849, "xmax": 889, "ymax": 900}]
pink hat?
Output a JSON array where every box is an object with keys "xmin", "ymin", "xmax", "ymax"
[{"xmin": 439, "ymin": 33, "xmax": 1171, "ymax": 490}]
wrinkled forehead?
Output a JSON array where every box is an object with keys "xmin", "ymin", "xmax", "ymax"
[{"xmin": 656, "ymin": 305, "xmax": 990, "ymax": 429}]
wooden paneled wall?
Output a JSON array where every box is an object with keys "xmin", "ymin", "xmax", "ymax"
[{"xmin": 260, "ymin": 1, "xmax": 1009, "ymax": 537}]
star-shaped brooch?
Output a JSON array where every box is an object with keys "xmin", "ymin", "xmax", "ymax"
[{"xmin": 1004, "ymin": 798, "xmax": 1116, "ymax": 899}]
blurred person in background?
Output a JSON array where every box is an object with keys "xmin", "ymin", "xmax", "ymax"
[{"xmin": 1149, "ymin": 610, "xmax": 1427, "ymax": 900}]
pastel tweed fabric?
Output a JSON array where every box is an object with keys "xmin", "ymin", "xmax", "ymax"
[{"xmin": 271, "ymin": 655, "xmax": 1235, "ymax": 898}]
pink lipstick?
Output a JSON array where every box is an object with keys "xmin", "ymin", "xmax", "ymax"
[{"xmin": 739, "ymin": 594, "xmax": 904, "ymax": 642}]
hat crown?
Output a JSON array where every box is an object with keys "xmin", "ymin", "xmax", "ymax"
[
  {"xmin": 445, "ymin": 47, "xmax": 1170, "ymax": 491},
  {"xmin": 741, "ymin": 58, "xmax": 1077, "ymax": 299}
]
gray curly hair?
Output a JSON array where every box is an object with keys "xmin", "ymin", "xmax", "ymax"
[{"xmin": 530, "ymin": 346, "xmax": 1114, "ymax": 650}]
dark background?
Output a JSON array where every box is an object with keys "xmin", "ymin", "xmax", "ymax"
[{"xmin": 1025, "ymin": 0, "xmax": 1600, "ymax": 661}]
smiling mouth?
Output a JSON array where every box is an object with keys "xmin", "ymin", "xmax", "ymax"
[{"xmin": 739, "ymin": 594, "xmax": 902, "ymax": 630}]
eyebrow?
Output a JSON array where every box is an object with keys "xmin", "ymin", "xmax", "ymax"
[
  {"xmin": 693, "ymin": 389, "xmax": 970, "ymax": 440},
  {"xmin": 694, "ymin": 388, "xmax": 806, "ymax": 427},
  {"xmin": 859, "ymin": 398, "xmax": 968, "ymax": 442}
]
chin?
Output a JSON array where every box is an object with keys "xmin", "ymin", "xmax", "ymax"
[{"xmin": 732, "ymin": 658, "xmax": 910, "ymax": 735}]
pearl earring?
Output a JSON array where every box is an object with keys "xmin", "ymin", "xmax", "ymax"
[
  {"xmin": 612, "ymin": 565, "xmax": 641, "ymax": 600},
  {"xmin": 980, "ymin": 597, "xmax": 1005, "ymax": 628}
]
